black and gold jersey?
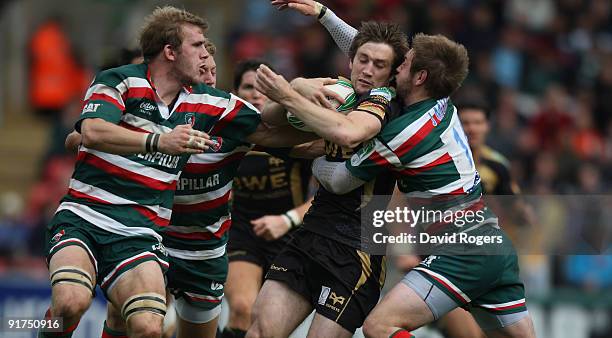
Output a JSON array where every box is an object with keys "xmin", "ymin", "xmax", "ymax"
[{"xmin": 476, "ymin": 145, "xmax": 519, "ymax": 195}]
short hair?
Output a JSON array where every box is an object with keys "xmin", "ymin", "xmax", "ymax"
[
  {"xmin": 205, "ymin": 39, "xmax": 216, "ymax": 56},
  {"xmin": 233, "ymin": 59, "xmax": 274, "ymax": 91},
  {"xmin": 139, "ymin": 6, "xmax": 208, "ymax": 62},
  {"xmin": 348, "ymin": 21, "xmax": 409, "ymax": 76},
  {"xmin": 410, "ymin": 33, "xmax": 469, "ymax": 99}
]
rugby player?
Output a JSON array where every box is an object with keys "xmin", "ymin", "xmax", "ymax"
[
  {"xmin": 246, "ymin": 13, "xmax": 409, "ymax": 338},
  {"xmin": 312, "ymin": 33, "xmax": 536, "ymax": 338},
  {"xmin": 45, "ymin": 6, "xmax": 314, "ymax": 338}
]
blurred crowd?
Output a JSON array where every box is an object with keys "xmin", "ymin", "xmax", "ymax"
[{"xmin": 0, "ymin": 0, "xmax": 610, "ymax": 295}]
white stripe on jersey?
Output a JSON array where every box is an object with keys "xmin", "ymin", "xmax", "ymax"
[
  {"xmin": 184, "ymin": 291, "xmax": 223, "ymax": 301},
  {"xmin": 173, "ymin": 181, "xmax": 232, "ymax": 205},
  {"xmin": 115, "ymin": 77, "xmax": 151, "ymax": 96},
  {"xmin": 413, "ymin": 266, "xmax": 471, "ymax": 303},
  {"xmin": 82, "ymin": 147, "xmax": 180, "ymax": 184},
  {"xmin": 166, "ymin": 215, "xmax": 230, "ymax": 234},
  {"xmin": 387, "ymin": 98, "xmax": 449, "ymax": 151},
  {"xmin": 184, "ymin": 93, "xmax": 231, "ymax": 108},
  {"xmin": 56, "ymin": 202, "xmax": 162, "ymax": 241},
  {"xmin": 84, "ymin": 84, "xmax": 125, "ymax": 106},
  {"xmin": 69, "ymin": 179, "xmax": 171, "ymax": 220},
  {"xmin": 187, "ymin": 145, "xmax": 252, "ymax": 164},
  {"xmin": 216, "ymin": 94, "xmax": 261, "ymax": 126},
  {"xmin": 121, "ymin": 113, "xmax": 173, "ymax": 134},
  {"xmin": 166, "ymin": 244, "xmax": 226, "ymax": 260},
  {"xmin": 478, "ymin": 298, "xmax": 526, "ymax": 309}
]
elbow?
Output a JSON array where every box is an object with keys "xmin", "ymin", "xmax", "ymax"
[{"xmin": 332, "ymin": 130, "xmax": 363, "ymax": 149}]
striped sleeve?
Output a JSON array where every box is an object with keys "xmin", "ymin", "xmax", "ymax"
[
  {"xmin": 210, "ymin": 94, "xmax": 261, "ymax": 143},
  {"xmin": 345, "ymin": 137, "xmax": 401, "ymax": 181},
  {"xmin": 77, "ymin": 70, "xmax": 127, "ymax": 130}
]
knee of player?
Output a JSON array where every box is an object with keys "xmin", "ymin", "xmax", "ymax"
[
  {"xmin": 127, "ymin": 313, "xmax": 163, "ymax": 338},
  {"xmin": 52, "ymin": 292, "xmax": 91, "ymax": 319},
  {"xmin": 229, "ymin": 296, "xmax": 254, "ymax": 319},
  {"xmin": 362, "ymin": 316, "xmax": 387, "ymax": 338}
]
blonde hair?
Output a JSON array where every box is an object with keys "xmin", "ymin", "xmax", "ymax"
[{"xmin": 139, "ymin": 6, "xmax": 208, "ymax": 62}]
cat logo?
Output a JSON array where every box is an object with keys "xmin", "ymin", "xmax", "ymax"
[
  {"xmin": 185, "ymin": 113, "xmax": 196, "ymax": 126},
  {"xmin": 208, "ymin": 136, "xmax": 223, "ymax": 153},
  {"xmin": 351, "ymin": 139, "xmax": 375, "ymax": 166},
  {"xmin": 329, "ymin": 292, "xmax": 346, "ymax": 306},
  {"xmin": 83, "ymin": 103, "xmax": 101, "ymax": 113}
]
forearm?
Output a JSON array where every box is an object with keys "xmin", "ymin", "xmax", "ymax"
[
  {"xmin": 289, "ymin": 139, "xmax": 325, "ymax": 159},
  {"xmin": 261, "ymin": 100, "xmax": 289, "ymax": 126},
  {"xmin": 80, "ymin": 118, "xmax": 148, "ymax": 155},
  {"xmin": 247, "ymin": 123, "xmax": 319, "ymax": 147},
  {"xmin": 282, "ymin": 90, "xmax": 360, "ymax": 147},
  {"xmin": 283, "ymin": 196, "xmax": 314, "ymax": 228},
  {"xmin": 318, "ymin": 6, "xmax": 358, "ymax": 55},
  {"xmin": 312, "ymin": 156, "xmax": 365, "ymax": 194}
]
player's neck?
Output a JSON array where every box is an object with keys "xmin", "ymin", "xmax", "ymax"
[
  {"xmin": 403, "ymin": 88, "xmax": 430, "ymax": 107},
  {"xmin": 148, "ymin": 61, "xmax": 183, "ymax": 106}
]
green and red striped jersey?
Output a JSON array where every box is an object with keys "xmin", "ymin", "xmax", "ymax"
[{"xmin": 58, "ymin": 63, "xmax": 260, "ymax": 241}]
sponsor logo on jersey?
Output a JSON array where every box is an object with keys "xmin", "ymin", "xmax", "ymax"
[
  {"xmin": 351, "ymin": 139, "xmax": 375, "ymax": 166},
  {"xmin": 329, "ymin": 292, "xmax": 346, "ymax": 306},
  {"xmin": 318, "ymin": 286, "xmax": 331, "ymax": 305},
  {"xmin": 185, "ymin": 113, "xmax": 196, "ymax": 126},
  {"xmin": 83, "ymin": 103, "xmax": 101, "ymax": 114},
  {"xmin": 51, "ymin": 229, "xmax": 65, "ymax": 244},
  {"xmin": 139, "ymin": 102, "xmax": 156, "ymax": 114},
  {"xmin": 211, "ymin": 281, "xmax": 224, "ymax": 291},
  {"xmin": 420, "ymin": 255, "xmax": 439, "ymax": 267},
  {"xmin": 208, "ymin": 136, "xmax": 223, "ymax": 153}
]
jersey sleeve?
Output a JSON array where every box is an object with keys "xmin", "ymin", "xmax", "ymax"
[
  {"xmin": 354, "ymin": 87, "xmax": 396, "ymax": 124},
  {"xmin": 345, "ymin": 137, "xmax": 400, "ymax": 181},
  {"xmin": 210, "ymin": 93, "xmax": 261, "ymax": 143},
  {"xmin": 76, "ymin": 70, "xmax": 126, "ymax": 131}
]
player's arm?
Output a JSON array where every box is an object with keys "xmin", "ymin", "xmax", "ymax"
[
  {"xmin": 256, "ymin": 65, "xmax": 382, "ymax": 148},
  {"xmin": 79, "ymin": 118, "xmax": 212, "ymax": 155},
  {"xmin": 245, "ymin": 122, "xmax": 320, "ymax": 147},
  {"xmin": 271, "ymin": 0, "xmax": 357, "ymax": 55},
  {"xmin": 288, "ymin": 139, "xmax": 326, "ymax": 159},
  {"xmin": 251, "ymin": 196, "xmax": 314, "ymax": 241},
  {"xmin": 261, "ymin": 77, "xmax": 344, "ymax": 126}
]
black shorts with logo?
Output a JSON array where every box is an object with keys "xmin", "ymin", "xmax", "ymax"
[{"xmin": 265, "ymin": 228, "xmax": 386, "ymax": 333}]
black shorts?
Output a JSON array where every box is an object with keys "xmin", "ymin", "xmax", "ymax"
[
  {"xmin": 227, "ymin": 215, "xmax": 292, "ymax": 271},
  {"xmin": 265, "ymin": 228, "xmax": 386, "ymax": 333}
]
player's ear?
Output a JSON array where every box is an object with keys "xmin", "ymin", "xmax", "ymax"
[
  {"xmin": 349, "ymin": 58, "xmax": 353, "ymax": 71},
  {"xmin": 415, "ymin": 69, "xmax": 427, "ymax": 86},
  {"xmin": 163, "ymin": 44, "xmax": 176, "ymax": 61}
]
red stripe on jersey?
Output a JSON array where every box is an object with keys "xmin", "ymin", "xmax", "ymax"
[
  {"xmin": 368, "ymin": 150, "xmax": 393, "ymax": 168},
  {"xmin": 77, "ymin": 151, "xmax": 177, "ymax": 191},
  {"xmin": 67, "ymin": 189, "xmax": 169, "ymax": 227},
  {"xmin": 175, "ymin": 102, "xmax": 225, "ymax": 116},
  {"xmin": 119, "ymin": 121, "xmax": 149, "ymax": 134},
  {"xmin": 101, "ymin": 253, "xmax": 163, "ymax": 288},
  {"xmin": 422, "ymin": 269, "xmax": 468, "ymax": 304},
  {"xmin": 172, "ymin": 190, "xmax": 231, "ymax": 212},
  {"xmin": 123, "ymin": 87, "xmax": 156, "ymax": 101},
  {"xmin": 184, "ymin": 294, "xmax": 222, "ymax": 303},
  {"xmin": 395, "ymin": 119, "xmax": 436, "ymax": 158},
  {"xmin": 183, "ymin": 152, "xmax": 247, "ymax": 174},
  {"xmin": 399, "ymin": 153, "xmax": 452, "ymax": 176},
  {"xmin": 87, "ymin": 93, "xmax": 125, "ymax": 111},
  {"xmin": 484, "ymin": 301, "xmax": 526, "ymax": 312},
  {"xmin": 210, "ymin": 100, "xmax": 244, "ymax": 135},
  {"xmin": 165, "ymin": 219, "xmax": 232, "ymax": 240}
]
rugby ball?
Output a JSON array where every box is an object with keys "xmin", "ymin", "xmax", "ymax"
[{"xmin": 287, "ymin": 77, "xmax": 357, "ymax": 132}]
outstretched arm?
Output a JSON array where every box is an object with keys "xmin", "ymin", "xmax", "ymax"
[
  {"xmin": 271, "ymin": 0, "xmax": 357, "ymax": 55},
  {"xmin": 256, "ymin": 65, "xmax": 382, "ymax": 148}
]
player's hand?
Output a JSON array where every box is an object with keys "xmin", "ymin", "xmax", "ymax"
[
  {"xmin": 290, "ymin": 77, "xmax": 345, "ymax": 109},
  {"xmin": 255, "ymin": 65, "xmax": 295, "ymax": 104},
  {"xmin": 251, "ymin": 215, "xmax": 291, "ymax": 241},
  {"xmin": 270, "ymin": 0, "xmax": 323, "ymax": 17},
  {"xmin": 158, "ymin": 124, "xmax": 213, "ymax": 155}
]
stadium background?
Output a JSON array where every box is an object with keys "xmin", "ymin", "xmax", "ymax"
[{"xmin": 0, "ymin": 0, "xmax": 610, "ymax": 337}]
